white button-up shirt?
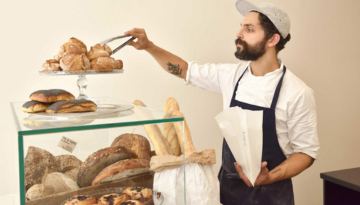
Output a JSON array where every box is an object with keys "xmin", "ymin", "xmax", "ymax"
[{"xmin": 185, "ymin": 60, "xmax": 320, "ymax": 159}]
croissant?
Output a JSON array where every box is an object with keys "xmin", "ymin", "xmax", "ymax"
[
  {"xmin": 55, "ymin": 37, "xmax": 87, "ymax": 60},
  {"xmin": 86, "ymin": 44, "xmax": 112, "ymax": 61},
  {"xmin": 60, "ymin": 54, "xmax": 91, "ymax": 71},
  {"xmin": 41, "ymin": 59, "xmax": 62, "ymax": 71},
  {"xmin": 91, "ymin": 57, "xmax": 123, "ymax": 70}
]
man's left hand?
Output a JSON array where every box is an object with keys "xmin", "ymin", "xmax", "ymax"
[{"xmin": 234, "ymin": 161, "xmax": 272, "ymax": 187}]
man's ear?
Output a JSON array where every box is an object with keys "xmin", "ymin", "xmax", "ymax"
[{"xmin": 268, "ymin": 33, "xmax": 280, "ymax": 48}]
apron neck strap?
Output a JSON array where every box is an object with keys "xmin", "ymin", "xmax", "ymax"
[{"xmin": 270, "ymin": 66, "xmax": 287, "ymax": 109}]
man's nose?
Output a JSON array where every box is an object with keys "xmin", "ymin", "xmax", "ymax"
[{"xmin": 236, "ymin": 29, "xmax": 243, "ymax": 39}]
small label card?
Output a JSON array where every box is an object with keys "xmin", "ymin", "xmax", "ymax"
[{"xmin": 58, "ymin": 136, "xmax": 77, "ymax": 153}]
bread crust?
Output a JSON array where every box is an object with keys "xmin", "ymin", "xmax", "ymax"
[
  {"xmin": 24, "ymin": 147, "xmax": 59, "ymax": 191},
  {"xmin": 55, "ymin": 155, "xmax": 82, "ymax": 172},
  {"xmin": 77, "ymin": 146, "xmax": 137, "ymax": 188},
  {"xmin": 46, "ymin": 99, "xmax": 97, "ymax": 113},
  {"xmin": 92, "ymin": 158, "xmax": 150, "ymax": 186},
  {"xmin": 64, "ymin": 195, "xmax": 97, "ymax": 205},
  {"xmin": 25, "ymin": 184, "xmax": 55, "ymax": 200},
  {"xmin": 91, "ymin": 57, "xmax": 123, "ymax": 70},
  {"xmin": 111, "ymin": 133, "xmax": 151, "ymax": 161},
  {"xmin": 98, "ymin": 193, "xmax": 130, "ymax": 205},
  {"xmin": 29, "ymin": 89, "xmax": 75, "ymax": 103},
  {"xmin": 86, "ymin": 44, "xmax": 112, "ymax": 61},
  {"xmin": 55, "ymin": 37, "xmax": 87, "ymax": 60},
  {"xmin": 163, "ymin": 98, "xmax": 182, "ymax": 156},
  {"xmin": 170, "ymin": 110, "xmax": 196, "ymax": 154},
  {"xmin": 60, "ymin": 53, "xmax": 91, "ymax": 71},
  {"xmin": 41, "ymin": 59, "xmax": 62, "ymax": 71},
  {"xmin": 22, "ymin": 101, "xmax": 51, "ymax": 113}
]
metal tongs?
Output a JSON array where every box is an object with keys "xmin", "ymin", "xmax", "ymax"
[{"xmin": 99, "ymin": 35, "xmax": 136, "ymax": 55}]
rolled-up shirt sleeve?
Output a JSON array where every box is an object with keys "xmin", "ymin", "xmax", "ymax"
[
  {"xmin": 287, "ymin": 87, "xmax": 320, "ymax": 159},
  {"xmin": 185, "ymin": 61, "xmax": 222, "ymax": 94}
]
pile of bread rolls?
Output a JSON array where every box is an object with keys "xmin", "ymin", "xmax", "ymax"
[{"xmin": 41, "ymin": 37, "xmax": 123, "ymax": 71}]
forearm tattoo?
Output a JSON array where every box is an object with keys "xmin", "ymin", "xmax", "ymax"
[
  {"xmin": 271, "ymin": 169, "xmax": 282, "ymax": 174},
  {"xmin": 167, "ymin": 62, "xmax": 182, "ymax": 77}
]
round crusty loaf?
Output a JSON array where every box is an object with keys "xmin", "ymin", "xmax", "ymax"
[
  {"xmin": 29, "ymin": 89, "xmax": 75, "ymax": 103},
  {"xmin": 60, "ymin": 53, "xmax": 91, "ymax": 71},
  {"xmin": 22, "ymin": 101, "xmax": 52, "ymax": 113},
  {"xmin": 99, "ymin": 193, "xmax": 130, "ymax": 205},
  {"xmin": 64, "ymin": 167, "xmax": 80, "ymax": 183},
  {"xmin": 24, "ymin": 146, "xmax": 59, "ymax": 191},
  {"xmin": 86, "ymin": 44, "xmax": 112, "ymax": 61},
  {"xmin": 55, "ymin": 37, "xmax": 87, "ymax": 60},
  {"xmin": 92, "ymin": 158, "xmax": 150, "ymax": 186},
  {"xmin": 77, "ymin": 146, "xmax": 137, "ymax": 188},
  {"xmin": 55, "ymin": 155, "xmax": 82, "ymax": 173},
  {"xmin": 64, "ymin": 195, "xmax": 97, "ymax": 205},
  {"xmin": 25, "ymin": 184, "xmax": 55, "ymax": 200},
  {"xmin": 111, "ymin": 133, "xmax": 151, "ymax": 161},
  {"xmin": 43, "ymin": 172, "xmax": 79, "ymax": 194},
  {"xmin": 46, "ymin": 99, "xmax": 97, "ymax": 113}
]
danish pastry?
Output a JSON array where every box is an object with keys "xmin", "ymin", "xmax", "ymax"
[
  {"xmin": 64, "ymin": 195, "xmax": 97, "ymax": 205},
  {"xmin": 119, "ymin": 200, "xmax": 144, "ymax": 205},
  {"xmin": 122, "ymin": 187, "xmax": 152, "ymax": 200},
  {"xmin": 45, "ymin": 99, "xmax": 97, "ymax": 113},
  {"xmin": 98, "ymin": 193, "xmax": 130, "ymax": 205}
]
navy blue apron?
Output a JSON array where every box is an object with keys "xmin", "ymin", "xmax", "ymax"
[{"xmin": 218, "ymin": 66, "xmax": 294, "ymax": 205}]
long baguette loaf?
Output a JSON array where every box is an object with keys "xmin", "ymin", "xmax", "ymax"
[
  {"xmin": 163, "ymin": 98, "xmax": 182, "ymax": 156},
  {"xmin": 133, "ymin": 100, "xmax": 173, "ymax": 156},
  {"xmin": 170, "ymin": 110, "xmax": 196, "ymax": 154}
]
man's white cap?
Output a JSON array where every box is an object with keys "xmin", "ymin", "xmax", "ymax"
[{"xmin": 235, "ymin": 0, "xmax": 290, "ymax": 39}]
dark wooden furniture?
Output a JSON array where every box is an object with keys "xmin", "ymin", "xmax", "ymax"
[{"xmin": 320, "ymin": 167, "xmax": 360, "ymax": 205}]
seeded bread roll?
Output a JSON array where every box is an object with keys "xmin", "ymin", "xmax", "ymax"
[
  {"xmin": 22, "ymin": 101, "xmax": 52, "ymax": 113},
  {"xmin": 64, "ymin": 195, "xmax": 97, "ymax": 205},
  {"xmin": 111, "ymin": 133, "xmax": 151, "ymax": 161},
  {"xmin": 98, "ymin": 193, "xmax": 130, "ymax": 205},
  {"xmin": 41, "ymin": 59, "xmax": 62, "ymax": 71},
  {"xmin": 92, "ymin": 158, "xmax": 150, "ymax": 185},
  {"xmin": 86, "ymin": 44, "xmax": 112, "ymax": 61},
  {"xmin": 46, "ymin": 99, "xmax": 97, "ymax": 113},
  {"xmin": 77, "ymin": 146, "xmax": 137, "ymax": 187},
  {"xmin": 60, "ymin": 53, "xmax": 91, "ymax": 71},
  {"xmin": 120, "ymin": 200, "xmax": 144, "ymax": 205},
  {"xmin": 24, "ymin": 146, "xmax": 59, "ymax": 191},
  {"xmin": 91, "ymin": 57, "xmax": 123, "ymax": 70},
  {"xmin": 29, "ymin": 89, "xmax": 75, "ymax": 103}
]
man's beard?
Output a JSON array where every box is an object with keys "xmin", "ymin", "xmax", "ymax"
[{"xmin": 234, "ymin": 37, "xmax": 267, "ymax": 61}]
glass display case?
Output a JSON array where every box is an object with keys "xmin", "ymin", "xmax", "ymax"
[{"xmin": 11, "ymin": 97, "xmax": 185, "ymax": 205}]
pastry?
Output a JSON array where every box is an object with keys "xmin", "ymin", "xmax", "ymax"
[
  {"xmin": 98, "ymin": 193, "xmax": 130, "ymax": 205},
  {"xmin": 29, "ymin": 89, "xmax": 75, "ymax": 103},
  {"xmin": 77, "ymin": 146, "xmax": 137, "ymax": 187},
  {"xmin": 64, "ymin": 195, "xmax": 97, "ymax": 205},
  {"xmin": 24, "ymin": 146, "xmax": 59, "ymax": 191},
  {"xmin": 119, "ymin": 200, "xmax": 144, "ymax": 205},
  {"xmin": 122, "ymin": 187, "xmax": 152, "ymax": 200},
  {"xmin": 41, "ymin": 59, "xmax": 62, "ymax": 71},
  {"xmin": 25, "ymin": 184, "xmax": 55, "ymax": 200},
  {"xmin": 43, "ymin": 172, "xmax": 79, "ymax": 194},
  {"xmin": 45, "ymin": 99, "xmax": 97, "ymax": 113},
  {"xmin": 22, "ymin": 101, "xmax": 51, "ymax": 113},
  {"xmin": 86, "ymin": 44, "xmax": 112, "ymax": 61},
  {"xmin": 92, "ymin": 158, "xmax": 150, "ymax": 185},
  {"xmin": 60, "ymin": 53, "xmax": 91, "ymax": 71},
  {"xmin": 111, "ymin": 133, "xmax": 151, "ymax": 160},
  {"xmin": 163, "ymin": 97, "xmax": 182, "ymax": 156},
  {"xmin": 55, "ymin": 37, "xmax": 87, "ymax": 60},
  {"xmin": 91, "ymin": 57, "xmax": 123, "ymax": 70}
]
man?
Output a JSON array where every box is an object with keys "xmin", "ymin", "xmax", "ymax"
[{"xmin": 125, "ymin": 0, "xmax": 320, "ymax": 204}]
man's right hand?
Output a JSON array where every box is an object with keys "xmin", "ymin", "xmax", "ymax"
[{"xmin": 124, "ymin": 28, "xmax": 153, "ymax": 51}]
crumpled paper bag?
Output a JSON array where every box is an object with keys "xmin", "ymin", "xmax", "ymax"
[{"xmin": 151, "ymin": 149, "xmax": 220, "ymax": 205}]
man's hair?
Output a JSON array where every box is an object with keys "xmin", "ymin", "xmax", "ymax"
[{"xmin": 254, "ymin": 12, "xmax": 291, "ymax": 53}]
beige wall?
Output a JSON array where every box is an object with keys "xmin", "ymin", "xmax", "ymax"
[{"xmin": 1, "ymin": 0, "xmax": 360, "ymax": 204}]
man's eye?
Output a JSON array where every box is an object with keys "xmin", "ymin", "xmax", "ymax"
[{"xmin": 248, "ymin": 29, "xmax": 253, "ymax": 32}]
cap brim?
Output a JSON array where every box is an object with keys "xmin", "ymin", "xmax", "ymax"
[{"xmin": 235, "ymin": 0, "xmax": 262, "ymax": 16}]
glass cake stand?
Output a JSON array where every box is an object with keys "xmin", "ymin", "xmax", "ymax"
[{"xmin": 39, "ymin": 69, "xmax": 124, "ymax": 99}]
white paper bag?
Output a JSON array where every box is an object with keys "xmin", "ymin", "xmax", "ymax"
[{"xmin": 215, "ymin": 106, "xmax": 263, "ymax": 186}]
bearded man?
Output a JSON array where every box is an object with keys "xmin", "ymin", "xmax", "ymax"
[{"xmin": 125, "ymin": 0, "xmax": 320, "ymax": 204}]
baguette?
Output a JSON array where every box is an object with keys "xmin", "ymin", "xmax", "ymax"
[
  {"xmin": 133, "ymin": 100, "xmax": 173, "ymax": 156},
  {"xmin": 170, "ymin": 110, "xmax": 196, "ymax": 154},
  {"xmin": 163, "ymin": 98, "xmax": 182, "ymax": 156}
]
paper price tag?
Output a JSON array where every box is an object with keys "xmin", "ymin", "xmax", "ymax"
[{"xmin": 58, "ymin": 136, "xmax": 77, "ymax": 153}]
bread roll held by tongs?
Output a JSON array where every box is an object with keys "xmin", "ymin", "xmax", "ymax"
[{"xmin": 98, "ymin": 35, "xmax": 136, "ymax": 55}]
